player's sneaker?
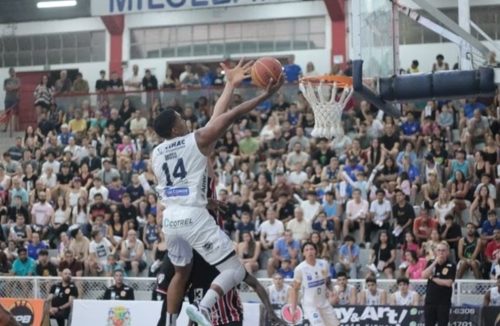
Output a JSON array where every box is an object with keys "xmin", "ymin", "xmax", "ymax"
[{"xmin": 186, "ymin": 304, "xmax": 211, "ymax": 326}]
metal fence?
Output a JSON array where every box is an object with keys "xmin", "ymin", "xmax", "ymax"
[{"xmin": 0, "ymin": 276, "xmax": 493, "ymax": 306}]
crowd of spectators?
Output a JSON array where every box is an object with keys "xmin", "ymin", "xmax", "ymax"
[{"xmin": 0, "ymin": 54, "xmax": 499, "ymax": 291}]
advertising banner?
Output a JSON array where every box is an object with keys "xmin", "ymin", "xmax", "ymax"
[
  {"xmin": 72, "ymin": 300, "xmax": 260, "ymax": 326},
  {"xmin": 0, "ymin": 298, "xmax": 47, "ymax": 326},
  {"xmin": 91, "ymin": 0, "xmax": 301, "ymax": 16},
  {"xmin": 273, "ymin": 304, "xmax": 481, "ymax": 326}
]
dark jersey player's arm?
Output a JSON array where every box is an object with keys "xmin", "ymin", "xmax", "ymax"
[{"xmin": 196, "ymin": 77, "xmax": 283, "ymax": 156}]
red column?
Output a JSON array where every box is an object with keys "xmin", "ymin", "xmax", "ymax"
[
  {"xmin": 324, "ymin": 0, "xmax": 347, "ymax": 68},
  {"xmin": 101, "ymin": 15, "xmax": 125, "ymax": 76}
]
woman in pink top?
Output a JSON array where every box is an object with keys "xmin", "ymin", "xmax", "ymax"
[{"xmin": 405, "ymin": 250, "xmax": 427, "ymax": 279}]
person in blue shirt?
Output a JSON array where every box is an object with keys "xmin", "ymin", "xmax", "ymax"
[
  {"xmin": 277, "ymin": 259, "xmax": 294, "ymax": 279},
  {"xmin": 283, "ymin": 56, "xmax": 302, "ymax": 83},
  {"xmin": 463, "ymin": 98, "xmax": 487, "ymax": 119},
  {"xmin": 27, "ymin": 232, "xmax": 48, "ymax": 260},
  {"xmin": 335, "ymin": 235, "xmax": 361, "ymax": 279},
  {"xmin": 268, "ymin": 230, "xmax": 300, "ymax": 277},
  {"xmin": 11, "ymin": 247, "xmax": 36, "ymax": 276},
  {"xmin": 400, "ymin": 112, "xmax": 421, "ymax": 145},
  {"xmin": 481, "ymin": 211, "xmax": 500, "ymax": 243}
]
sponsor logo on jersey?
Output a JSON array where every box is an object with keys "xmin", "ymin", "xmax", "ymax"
[
  {"xmin": 203, "ymin": 242, "xmax": 213, "ymax": 251},
  {"xmin": 164, "ymin": 218, "xmax": 193, "ymax": 229},
  {"xmin": 307, "ymin": 279, "xmax": 325, "ymax": 288},
  {"xmin": 165, "ymin": 187, "xmax": 189, "ymax": 197}
]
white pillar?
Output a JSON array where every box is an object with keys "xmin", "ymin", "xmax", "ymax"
[
  {"xmin": 348, "ymin": 0, "xmax": 362, "ymax": 61},
  {"xmin": 458, "ymin": 0, "xmax": 473, "ymax": 70}
]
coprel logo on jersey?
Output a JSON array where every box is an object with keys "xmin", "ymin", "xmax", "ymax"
[
  {"xmin": 281, "ymin": 304, "xmax": 303, "ymax": 324},
  {"xmin": 8, "ymin": 300, "xmax": 34, "ymax": 326}
]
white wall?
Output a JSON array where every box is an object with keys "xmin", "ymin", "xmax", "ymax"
[
  {"xmin": 399, "ymin": 40, "xmax": 500, "ymax": 73},
  {"xmin": 400, "ymin": 0, "xmax": 500, "ymax": 9},
  {"xmin": 122, "ymin": 1, "xmax": 332, "ymax": 79}
]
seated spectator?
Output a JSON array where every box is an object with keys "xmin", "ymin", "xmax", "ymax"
[
  {"xmin": 0, "ymin": 251, "xmax": 11, "ymax": 275},
  {"xmin": 358, "ymin": 277, "xmax": 387, "ymax": 305},
  {"xmin": 405, "ymin": 250, "xmax": 426, "ymax": 279},
  {"xmin": 11, "ymin": 247, "xmax": 35, "ymax": 276},
  {"xmin": 450, "ymin": 170, "xmax": 470, "ymax": 215},
  {"xmin": 432, "ymin": 54, "xmax": 449, "ymax": 72},
  {"xmin": 267, "ymin": 229, "xmax": 300, "ymax": 277},
  {"xmin": 439, "ymin": 214, "xmax": 462, "ymax": 255},
  {"xmin": 474, "ymin": 173, "xmax": 496, "ymax": 201},
  {"xmin": 234, "ymin": 211, "xmax": 255, "ymax": 242},
  {"xmin": 423, "ymin": 229, "xmax": 441, "ymax": 261},
  {"xmin": 389, "ymin": 277, "xmax": 420, "ymax": 305},
  {"xmin": 470, "ymin": 186, "xmax": 496, "ymax": 227},
  {"xmin": 9, "ymin": 214, "xmax": 32, "ymax": 245},
  {"xmin": 31, "ymin": 191, "xmax": 54, "ymax": 239},
  {"xmin": 58, "ymin": 249, "xmax": 83, "ymax": 277},
  {"xmin": 369, "ymin": 230, "xmax": 396, "ymax": 279},
  {"xmin": 27, "ymin": 232, "xmax": 48, "ymax": 260},
  {"xmin": 457, "ymin": 223, "xmax": 482, "ymax": 279},
  {"xmin": 343, "ymin": 189, "xmax": 369, "ymax": 245},
  {"xmin": 69, "ymin": 226, "xmax": 89, "ymax": 264},
  {"xmin": 120, "ymin": 229, "xmax": 146, "ymax": 277},
  {"xmin": 237, "ymin": 231, "xmax": 261, "ymax": 275},
  {"xmin": 266, "ymin": 273, "xmax": 291, "ymax": 306},
  {"xmin": 309, "ymin": 231, "xmax": 330, "ymax": 260},
  {"xmin": 311, "ymin": 211, "xmax": 334, "ymax": 238},
  {"xmin": 103, "ymin": 269, "xmax": 135, "ymax": 300},
  {"xmin": 259, "ymin": 209, "xmax": 284, "ymax": 251},
  {"xmin": 434, "ymin": 188, "xmax": 455, "ymax": 226},
  {"xmin": 142, "ymin": 213, "xmax": 160, "ymax": 250},
  {"xmin": 277, "ymin": 258, "xmax": 294, "ymax": 279},
  {"xmin": 36, "ymin": 249, "xmax": 57, "ymax": 276},
  {"xmin": 89, "ymin": 230, "xmax": 114, "ymax": 276},
  {"xmin": 448, "ymin": 149, "xmax": 470, "ymax": 183},
  {"xmin": 413, "ymin": 207, "xmax": 438, "ymax": 243},
  {"xmin": 422, "ymin": 171, "xmax": 442, "ymax": 208},
  {"xmin": 367, "ymin": 189, "xmax": 392, "ymax": 239},
  {"xmin": 481, "ymin": 211, "xmax": 500, "ymax": 245},
  {"xmin": 329, "ymin": 271, "xmax": 357, "ymax": 305},
  {"xmin": 48, "ymin": 269, "xmax": 78, "ymax": 326},
  {"xmin": 401, "ymin": 231, "xmax": 422, "ymax": 259},
  {"xmin": 48, "ymin": 196, "xmax": 71, "ymax": 248},
  {"xmin": 287, "ymin": 162, "xmax": 308, "ymax": 190},
  {"xmin": 335, "ymin": 235, "xmax": 361, "ymax": 279},
  {"xmin": 286, "ymin": 207, "xmax": 312, "ymax": 243},
  {"xmin": 3, "ymin": 240, "xmax": 18, "ymax": 261}
]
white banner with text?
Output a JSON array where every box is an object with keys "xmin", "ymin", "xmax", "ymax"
[{"xmin": 91, "ymin": 0, "xmax": 301, "ymax": 16}]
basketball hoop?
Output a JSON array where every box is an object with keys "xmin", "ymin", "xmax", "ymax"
[{"xmin": 299, "ymin": 75, "xmax": 354, "ymax": 139}]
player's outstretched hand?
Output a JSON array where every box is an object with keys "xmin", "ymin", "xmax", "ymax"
[
  {"xmin": 220, "ymin": 58, "xmax": 253, "ymax": 88},
  {"xmin": 263, "ymin": 75, "xmax": 285, "ymax": 98}
]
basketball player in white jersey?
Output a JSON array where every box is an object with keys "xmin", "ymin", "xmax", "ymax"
[
  {"xmin": 152, "ymin": 60, "xmax": 283, "ymax": 326},
  {"xmin": 358, "ymin": 276, "xmax": 387, "ymax": 305},
  {"xmin": 329, "ymin": 272, "xmax": 357, "ymax": 305},
  {"xmin": 389, "ymin": 277, "xmax": 420, "ymax": 306},
  {"xmin": 290, "ymin": 242, "xmax": 340, "ymax": 326},
  {"xmin": 267, "ymin": 273, "xmax": 291, "ymax": 306},
  {"xmin": 484, "ymin": 275, "xmax": 500, "ymax": 306}
]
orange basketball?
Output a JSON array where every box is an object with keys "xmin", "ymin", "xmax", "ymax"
[{"xmin": 251, "ymin": 57, "xmax": 283, "ymax": 88}]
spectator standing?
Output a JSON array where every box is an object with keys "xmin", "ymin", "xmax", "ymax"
[
  {"xmin": 72, "ymin": 72, "xmax": 89, "ymax": 93},
  {"xmin": 103, "ymin": 269, "xmax": 135, "ymax": 300},
  {"xmin": 283, "ymin": 56, "xmax": 302, "ymax": 83},
  {"xmin": 48, "ymin": 268, "xmax": 78, "ymax": 326},
  {"xmin": 124, "ymin": 64, "xmax": 143, "ymax": 108},
  {"xmin": 95, "ymin": 70, "xmax": 108, "ymax": 92},
  {"xmin": 3, "ymin": 67, "xmax": 20, "ymax": 131},
  {"xmin": 422, "ymin": 241, "xmax": 456, "ymax": 326}
]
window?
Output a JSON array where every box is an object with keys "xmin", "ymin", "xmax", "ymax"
[
  {"xmin": 0, "ymin": 31, "xmax": 106, "ymax": 67},
  {"xmin": 130, "ymin": 17, "xmax": 326, "ymax": 59}
]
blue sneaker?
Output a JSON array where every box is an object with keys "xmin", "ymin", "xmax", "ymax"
[{"xmin": 186, "ymin": 304, "xmax": 211, "ymax": 326}]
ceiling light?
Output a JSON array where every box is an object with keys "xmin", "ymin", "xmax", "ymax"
[{"xmin": 37, "ymin": 1, "xmax": 77, "ymax": 9}]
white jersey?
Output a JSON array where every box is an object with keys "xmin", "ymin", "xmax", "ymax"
[
  {"xmin": 393, "ymin": 290, "xmax": 418, "ymax": 306},
  {"xmin": 267, "ymin": 284, "xmax": 290, "ymax": 306},
  {"xmin": 489, "ymin": 287, "xmax": 500, "ymax": 306},
  {"xmin": 364, "ymin": 288, "xmax": 384, "ymax": 305},
  {"xmin": 152, "ymin": 133, "xmax": 208, "ymax": 207},
  {"xmin": 294, "ymin": 259, "xmax": 330, "ymax": 308},
  {"xmin": 335, "ymin": 284, "xmax": 355, "ymax": 305}
]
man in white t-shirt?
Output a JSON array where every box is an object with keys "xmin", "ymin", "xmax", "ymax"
[
  {"xmin": 343, "ymin": 189, "xmax": 369, "ymax": 245},
  {"xmin": 287, "ymin": 162, "xmax": 308, "ymax": 190},
  {"xmin": 259, "ymin": 209, "xmax": 284, "ymax": 251},
  {"xmin": 294, "ymin": 190, "xmax": 321, "ymax": 224},
  {"xmin": 124, "ymin": 64, "xmax": 143, "ymax": 108},
  {"xmin": 88, "ymin": 230, "xmax": 114, "ymax": 276},
  {"xmin": 367, "ymin": 189, "xmax": 392, "ymax": 239},
  {"xmin": 88, "ymin": 177, "xmax": 109, "ymax": 204}
]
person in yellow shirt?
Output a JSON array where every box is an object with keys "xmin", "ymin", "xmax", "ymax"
[{"xmin": 68, "ymin": 110, "xmax": 87, "ymax": 135}]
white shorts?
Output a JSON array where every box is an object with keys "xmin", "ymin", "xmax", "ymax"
[
  {"xmin": 162, "ymin": 205, "xmax": 234, "ymax": 267},
  {"xmin": 303, "ymin": 305, "xmax": 339, "ymax": 326}
]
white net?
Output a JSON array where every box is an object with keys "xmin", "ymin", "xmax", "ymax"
[{"xmin": 299, "ymin": 81, "xmax": 354, "ymax": 139}]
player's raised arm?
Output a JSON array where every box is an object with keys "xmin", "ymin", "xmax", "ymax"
[
  {"xmin": 210, "ymin": 59, "xmax": 253, "ymax": 121},
  {"xmin": 196, "ymin": 76, "xmax": 283, "ymax": 156}
]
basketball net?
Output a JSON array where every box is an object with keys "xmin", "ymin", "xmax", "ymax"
[{"xmin": 299, "ymin": 77, "xmax": 354, "ymax": 139}]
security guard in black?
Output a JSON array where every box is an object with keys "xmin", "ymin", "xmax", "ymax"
[
  {"xmin": 103, "ymin": 269, "xmax": 135, "ymax": 300},
  {"xmin": 422, "ymin": 242, "xmax": 456, "ymax": 326},
  {"xmin": 49, "ymin": 269, "xmax": 79, "ymax": 326}
]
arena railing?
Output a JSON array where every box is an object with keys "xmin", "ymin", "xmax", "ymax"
[
  {"xmin": 0, "ymin": 276, "xmax": 492, "ymax": 306},
  {"xmin": 51, "ymin": 83, "xmax": 302, "ymax": 114}
]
